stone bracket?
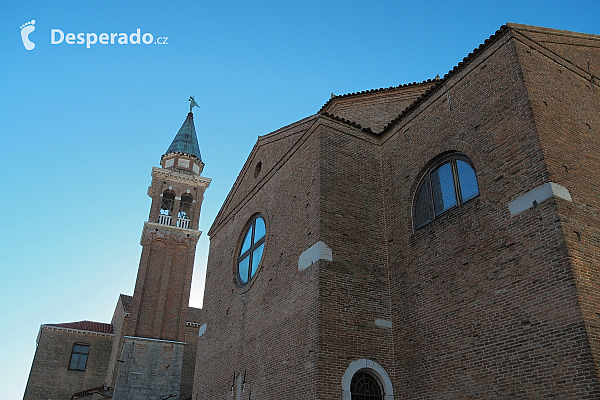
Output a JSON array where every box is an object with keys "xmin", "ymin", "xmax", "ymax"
[
  {"xmin": 298, "ymin": 241, "xmax": 333, "ymax": 271},
  {"xmin": 508, "ymin": 182, "xmax": 572, "ymax": 215}
]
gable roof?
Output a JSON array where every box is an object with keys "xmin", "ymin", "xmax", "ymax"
[
  {"xmin": 319, "ymin": 78, "xmax": 439, "ymax": 113},
  {"xmin": 45, "ymin": 320, "xmax": 114, "ymax": 334}
]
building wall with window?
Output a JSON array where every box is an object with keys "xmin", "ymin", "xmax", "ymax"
[
  {"xmin": 23, "ymin": 112, "xmax": 208, "ymax": 400},
  {"xmin": 23, "ymin": 23, "xmax": 600, "ymax": 400},
  {"xmin": 194, "ymin": 24, "xmax": 600, "ymax": 399},
  {"xmin": 380, "ymin": 25, "xmax": 600, "ymax": 398},
  {"xmin": 23, "ymin": 298, "xmax": 202, "ymax": 400},
  {"xmin": 23, "ymin": 325, "xmax": 113, "ymax": 400},
  {"xmin": 195, "ymin": 115, "xmax": 323, "ymax": 398}
]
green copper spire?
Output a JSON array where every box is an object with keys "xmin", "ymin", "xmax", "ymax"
[{"xmin": 165, "ymin": 111, "xmax": 202, "ymax": 162}]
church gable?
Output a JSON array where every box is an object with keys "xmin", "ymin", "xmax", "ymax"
[
  {"xmin": 320, "ymin": 79, "xmax": 438, "ymax": 133},
  {"xmin": 209, "ymin": 115, "xmax": 318, "ymax": 236}
]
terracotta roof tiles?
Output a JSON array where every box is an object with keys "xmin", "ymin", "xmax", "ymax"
[
  {"xmin": 318, "ymin": 78, "xmax": 439, "ymax": 114},
  {"xmin": 119, "ymin": 293, "xmax": 132, "ymax": 314},
  {"xmin": 381, "ymin": 25, "xmax": 510, "ymax": 133},
  {"xmin": 46, "ymin": 320, "xmax": 114, "ymax": 334}
]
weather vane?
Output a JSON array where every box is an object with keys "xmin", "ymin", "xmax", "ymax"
[{"xmin": 189, "ymin": 96, "xmax": 200, "ymax": 113}]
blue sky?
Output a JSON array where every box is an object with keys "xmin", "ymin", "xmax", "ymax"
[{"xmin": 1, "ymin": 1, "xmax": 598, "ymax": 398}]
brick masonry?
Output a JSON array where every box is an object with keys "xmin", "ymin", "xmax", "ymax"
[
  {"xmin": 194, "ymin": 24, "xmax": 600, "ymax": 399},
  {"xmin": 23, "ymin": 115, "xmax": 208, "ymax": 399}
]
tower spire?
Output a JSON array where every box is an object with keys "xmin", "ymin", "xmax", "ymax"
[
  {"xmin": 161, "ymin": 99, "xmax": 205, "ymax": 174},
  {"xmin": 164, "ymin": 112, "xmax": 202, "ymax": 162}
]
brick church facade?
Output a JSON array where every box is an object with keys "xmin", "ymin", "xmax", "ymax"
[{"xmin": 24, "ymin": 24, "xmax": 600, "ymax": 399}]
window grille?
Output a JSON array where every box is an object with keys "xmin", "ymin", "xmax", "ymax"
[{"xmin": 350, "ymin": 370, "xmax": 384, "ymax": 400}]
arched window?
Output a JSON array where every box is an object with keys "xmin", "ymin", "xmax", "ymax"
[
  {"xmin": 413, "ymin": 154, "xmax": 479, "ymax": 230},
  {"xmin": 161, "ymin": 191, "xmax": 175, "ymax": 216},
  {"xmin": 159, "ymin": 191, "xmax": 176, "ymax": 226},
  {"xmin": 238, "ymin": 215, "xmax": 266, "ymax": 284},
  {"xmin": 177, "ymin": 194, "xmax": 194, "ymax": 228},
  {"xmin": 350, "ymin": 370, "xmax": 384, "ymax": 400}
]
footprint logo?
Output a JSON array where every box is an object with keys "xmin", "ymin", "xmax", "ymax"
[{"xmin": 20, "ymin": 20, "xmax": 36, "ymax": 50}]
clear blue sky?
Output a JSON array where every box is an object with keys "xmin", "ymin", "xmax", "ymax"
[{"xmin": 1, "ymin": 1, "xmax": 598, "ymax": 398}]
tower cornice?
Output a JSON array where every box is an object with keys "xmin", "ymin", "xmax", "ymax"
[
  {"xmin": 140, "ymin": 221, "xmax": 202, "ymax": 245},
  {"xmin": 148, "ymin": 166, "xmax": 211, "ymax": 196}
]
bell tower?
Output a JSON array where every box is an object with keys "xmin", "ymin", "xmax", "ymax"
[{"xmin": 113, "ymin": 99, "xmax": 210, "ymax": 400}]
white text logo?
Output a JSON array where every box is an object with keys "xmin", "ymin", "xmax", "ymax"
[{"xmin": 50, "ymin": 28, "xmax": 168, "ymax": 48}]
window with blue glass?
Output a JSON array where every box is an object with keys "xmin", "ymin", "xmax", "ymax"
[
  {"xmin": 68, "ymin": 344, "xmax": 89, "ymax": 371},
  {"xmin": 413, "ymin": 154, "xmax": 479, "ymax": 230},
  {"xmin": 238, "ymin": 215, "xmax": 266, "ymax": 285}
]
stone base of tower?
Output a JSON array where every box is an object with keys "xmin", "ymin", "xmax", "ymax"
[{"xmin": 112, "ymin": 336, "xmax": 185, "ymax": 400}]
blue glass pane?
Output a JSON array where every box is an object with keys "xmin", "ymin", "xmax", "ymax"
[
  {"xmin": 80, "ymin": 345, "xmax": 89, "ymax": 354},
  {"xmin": 456, "ymin": 160, "xmax": 479, "ymax": 202},
  {"xmin": 254, "ymin": 217, "xmax": 266, "ymax": 242},
  {"xmin": 69, "ymin": 355, "xmax": 79, "ymax": 370},
  {"xmin": 78, "ymin": 354, "xmax": 88, "ymax": 370},
  {"xmin": 431, "ymin": 162, "xmax": 457, "ymax": 215},
  {"xmin": 238, "ymin": 256, "xmax": 250, "ymax": 283},
  {"xmin": 240, "ymin": 228, "xmax": 252, "ymax": 255},
  {"xmin": 73, "ymin": 344, "xmax": 81, "ymax": 353},
  {"xmin": 414, "ymin": 180, "xmax": 432, "ymax": 229},
  {"xmin": 251, "ymin": 243, "xmax": 264, "ymax": 278}
]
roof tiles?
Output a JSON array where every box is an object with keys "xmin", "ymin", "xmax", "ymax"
[{"xmin": 46, "ymin": 320, "xmax": 114, "ymax": 334}]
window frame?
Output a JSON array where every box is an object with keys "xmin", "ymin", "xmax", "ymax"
[
  {"xmin": 413, "ymin": 153, "xmax": 479, "ymax": 231},
  {"xmin": 68, "ymin": 343, "xmax": 90, "ymax": 372},
  {"xmin": 237, "ymin": 214, "xmax": 266, "ymax": 286}
]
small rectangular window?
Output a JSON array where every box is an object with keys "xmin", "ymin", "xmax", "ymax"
[{"xmin": 68, "ymin": 344, "xmax": 90, "ymax": 371}]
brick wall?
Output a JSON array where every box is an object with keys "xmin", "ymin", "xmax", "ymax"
[
  {"xmin": 514, "ymin": 24, "xmax": 600, "ymax": 386},
  {"xmin": 193, "ymin": 24, "xmax": 600, "ymax": 399},
  {"xmin": 380, "ymin": 27, "xmax": 600, "ymax": 398},
  {"xmin": 105, "ymin": 295, "xmax": 129, "ymax": 389},
  {"xmin": 181, "ymin": 323, "xmax": 201, "ymax": 399},
  {"xmin": 128, "ymin": 233, "xmax": 197, "ymax": 342},
  {"xmin": 316, "ymin": 119, "xmax": 394, "ymax": 398},
  {"xmin": 195, "ymin": 119, "xmax": 322, "ymax": 399},
  {"xmin": 321, "ymin": 83, "xmax": 436, "ymax": 133}
]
